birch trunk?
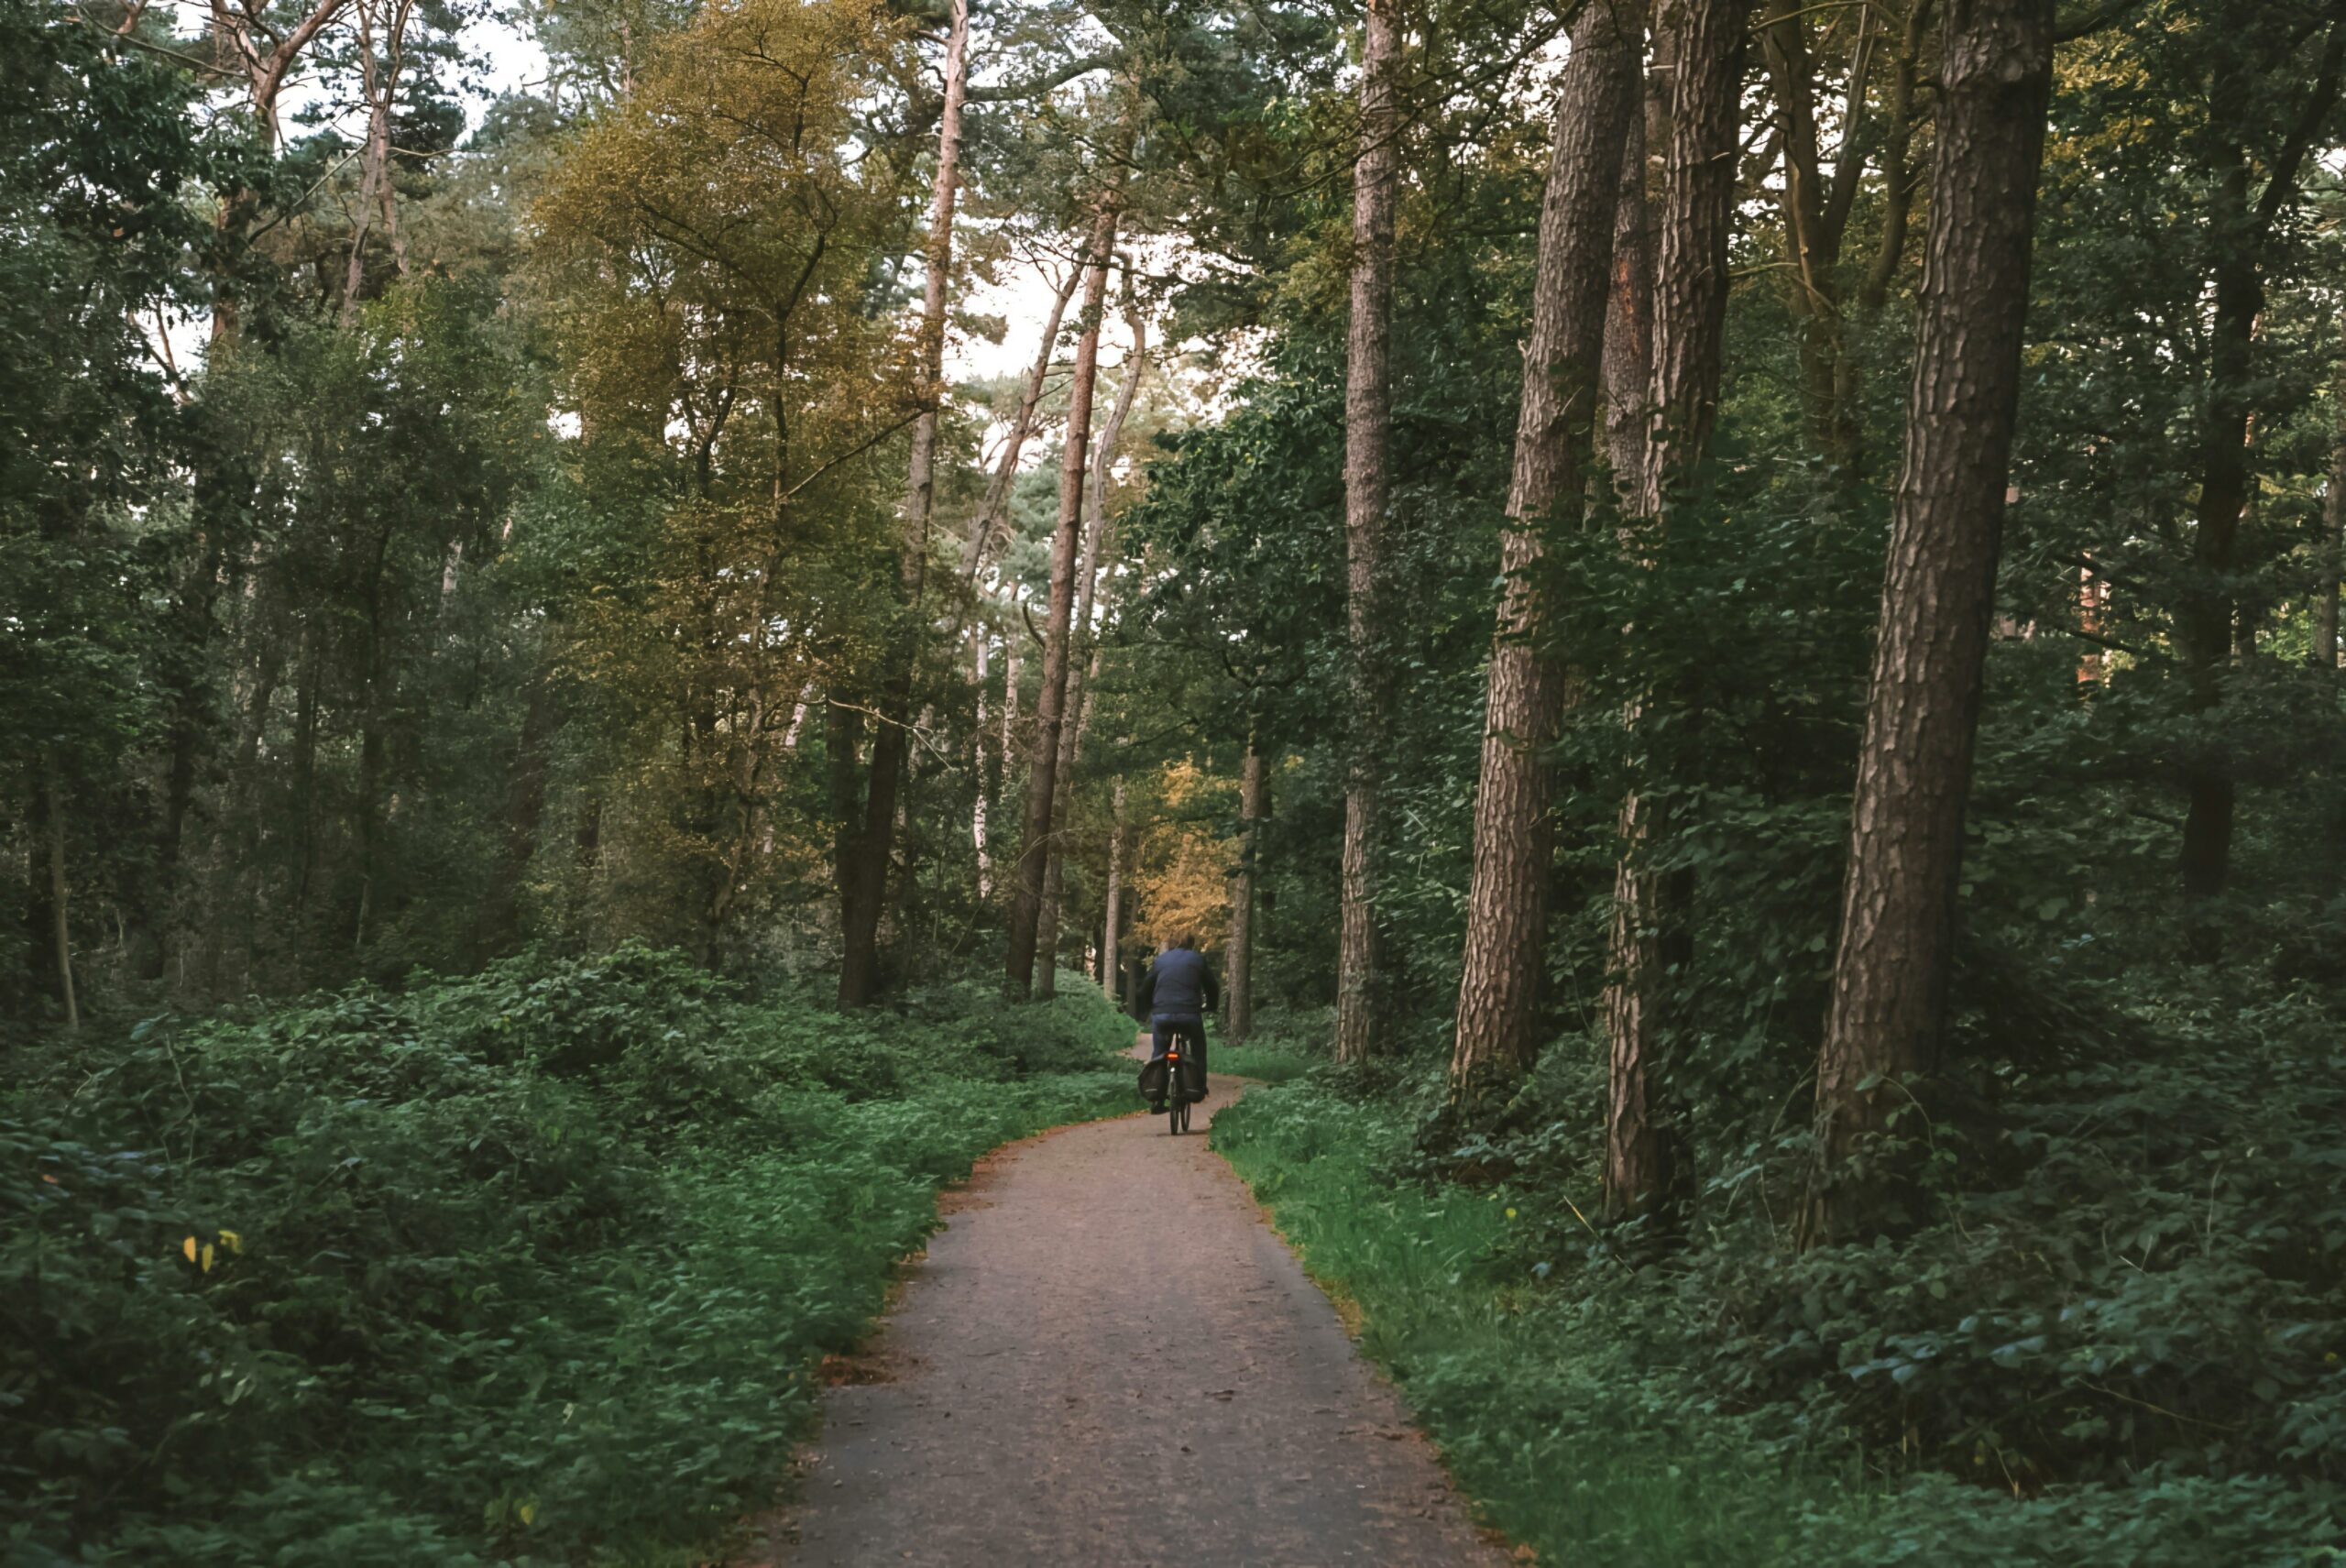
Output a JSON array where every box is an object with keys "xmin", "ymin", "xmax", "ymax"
[
  {"xmin": 974, "ymin": 630, "xmax": 992, "ymax": 895},
  {"xmin": 2319, "ymin": 377, "xmax": 2345, "ymax": 670}
]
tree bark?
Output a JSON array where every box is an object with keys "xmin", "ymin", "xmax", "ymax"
[
  {"xmin": 1005, "ymin": 193, "xmax": 1121, "ymax": 998},
  {"xmin": 1446, "ymin": 3, "xmax": 1637, "ymax": 1113},
  {"xmin": 1227, "ymin": 734, "xmax": 1266, "ymax": 1044},
  {"xmin": 1760, "ymin": 0, "xmax": 1871, "ymax": 475},
  {"xmin": 1035, "ymin": 643, "xmax": 1101, "ymax": 999},
  {"xmin": 1601, "ymin": 0, "xmax": 1745, "ymax": 1220},
  {"xmin": 2317, "ymin": 358, "xmax": 2346, "ymax": 671},
  {"xmin": 1858, "ymin": 0, "xmax": 1936, "ymax": 313},
  {"xmin": 999, "ymin": 609, "xmax": 1021, "ymax": 851},
  {"xmin": 973, "ymin": 630, "xmax": 993, "ymax": 896},
  {"xmin": 1037, "ymin": 322, "xmax": 1146, "ymax": 995},
  {"xmin": 839, "ymin": 0, "xmax": 968, "ymax": 1006},
  {"xmin": 1336, "ymin": 0, "xmax": 1400, "ymax": 1066},
  {"xmin": 1639, "ymin": 0, "xmax": 1747, "ymax": 513},
  {"xmin": 1602, "ymin": 92, "xmax": 1652, "ymax": 493},
  {"xmin": 1102, "ymin": 773, "xmax": 1127, "ymax": 1001},
  {"xmin": 1804, "ymin": 0, "xmax": 2055, "ymax": 1246}
]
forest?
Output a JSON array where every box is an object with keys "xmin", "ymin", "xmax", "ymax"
[{"xmin": 6, "ymin": 0, "xmax": 2346, "ymax": 1558}]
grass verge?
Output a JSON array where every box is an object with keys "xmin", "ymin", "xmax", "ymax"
[
  {"xmin": 1208, "ymin": 1040, "xmax": 1318, "ymax": 1083},
  {"xmin": 1210, "ymin": 1076, "xmax": 1868, "ymax": 1566},
  {"xmin": 1212, "ymin": 1076, "xmax": 2346, "ymax": 1567}
]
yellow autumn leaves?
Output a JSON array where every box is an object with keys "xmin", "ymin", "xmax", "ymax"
[{"xmin": 180, "ymin": 1229, "xmax": 243, "ymax": 1273}]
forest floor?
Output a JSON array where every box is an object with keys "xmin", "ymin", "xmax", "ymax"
[{"xmin": 745, "ymin": 1042, "xmax": 1505, "ymax": 1567}]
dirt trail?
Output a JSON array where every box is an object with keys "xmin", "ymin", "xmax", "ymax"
[{"xmin": 751, "ymin": 1048, "xmax": 1504, "ymax": 1567}]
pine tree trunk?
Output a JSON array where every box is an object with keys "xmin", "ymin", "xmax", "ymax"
[
  {"xmin": 1005, "ymin": 195, "xmax": 1120, "ymax": 999},
  {"xmin": 1447, "ymin": 3, "xmax": 1637, "ymax": 1113},
  {"xmin": 1601, "ymin": 0, "xmax": 1744, "ymax": 1221},
  {"xmin": 840, "ymin": 0, "xmax": 968, "ymax": 1006},
  {"xmin": 1336, "ymin": 0, "xmax": 1400, "ymax": 1066},
  {"xmin": 1038, "ymin": 323, "xmax": 1146, "ymax": 997},
  {"xmin": 1035, "ymin": 652, "xmax": 1091, "ymax": 1001},
  {"xmin": 1805, "ymin": 0, "xmax": 2055, "ymax": 1246},
  {"xmin": 1639, "ymin": 0, "xmax": 1745, "ymax": 513},
  {"xmin": 1227, "ymin": 736, "xmax": 1266, "ymax": 1045}
]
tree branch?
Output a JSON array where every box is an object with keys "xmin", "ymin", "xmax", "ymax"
[{"xmin": 2252, "ymin": 16, "xmax": 2346, "ymax": 235}]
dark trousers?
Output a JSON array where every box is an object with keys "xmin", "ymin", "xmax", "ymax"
[{"xmin": 1149, "ymin": 1013, "xmax": 1207, "ymax": 1072}]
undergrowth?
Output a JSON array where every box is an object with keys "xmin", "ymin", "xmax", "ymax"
[
  {"xmin": 4, "ymin": 945, "xmax": 1135, "ymax": 1565},
  {"xmin": 1211, "ymin": 1006, "xmax": 1328, "ymax": 1085},
  {"xmin": 1212, "ymin": 1063, "xmax": 2346, "ymax": 1567},
  {"xmin": 1209, "ymin": 1042, "xmax": 1318, "ymax": 1084}
]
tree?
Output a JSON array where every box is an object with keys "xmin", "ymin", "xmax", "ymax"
[
  {"xmin": 1335, "ymin": 0, "xmax": 1400, "ymax": 1065},
  {"xmin": 1804, "ymin": 0, "xmax": 2057, "ymax": 1245},
  {"xmin": 1225, "ymin": 729, "xmax": 1266, "ymax": 1042},
  {"xmin": 1037, "ymin": 313, "xmax": 1146, "ymax": 994},
  {"xmin": 536, "ymin": 0, "xmax": 921, "ymax": 966},
  {"xmin": 2173, "ymin": 8, "xmax": 2346, "ymax": 955},
  {"xmin": 1005, "ymin": 189, "xmax": 1122, "ymax": 998},
  {"xmin": 839, "ymin": 0, "xmax": 971, "ymax": 1007},
  {"xmin": 1600, "ymin": 0, "xmax": 1745, "ymax": 1223},
  {"xmin": 1447, "ymin": 0, "xmax": 1638, "ymax": 1113}
]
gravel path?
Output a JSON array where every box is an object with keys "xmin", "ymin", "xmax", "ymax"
[{"xmin": 749, "ymin": 1050, "xmax": 1506, "ymax": 1568}]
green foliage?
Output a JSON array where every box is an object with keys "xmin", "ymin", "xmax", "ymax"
[
  {"xmin": 3, "ymin": 947, "xmax": 1135, "ymax": 1563},
  {"xmin": 1214, "ymin": 1075, "xmax": 2346, "ymax": 1566}
]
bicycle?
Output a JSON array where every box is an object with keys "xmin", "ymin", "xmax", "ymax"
[{"xmin": 1165, "ymin": 1039, "xmax": 1193, "ymax": 1136}]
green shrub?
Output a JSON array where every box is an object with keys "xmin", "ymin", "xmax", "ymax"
[
  {"xmin": 1213, "ymin": 1074, "xmax": 2346, "ymax": 1567},
  {"xmin": 3, "ymin": 948, "xmax": 1134, "ymax": 1564}
]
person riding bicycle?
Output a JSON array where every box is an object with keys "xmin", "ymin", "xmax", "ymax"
[{"xmin": 1136, "ymin": 934, "xmax": 1218, "ymax": 1112}]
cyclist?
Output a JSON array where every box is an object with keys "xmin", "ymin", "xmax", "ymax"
[{"xmin": 1137, "ymin": 934, "xmax": 1219, "ymax": 1111}]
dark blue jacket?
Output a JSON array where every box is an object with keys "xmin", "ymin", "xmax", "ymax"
[{"xmin": 1137, "ymin": 947, "xmax": 1219, "ymax": 1018}]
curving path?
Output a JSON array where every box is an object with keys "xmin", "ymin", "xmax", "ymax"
[{"xmin": 744, "ymin": 1048, "xmax": 1506, "ymax": 1568}]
